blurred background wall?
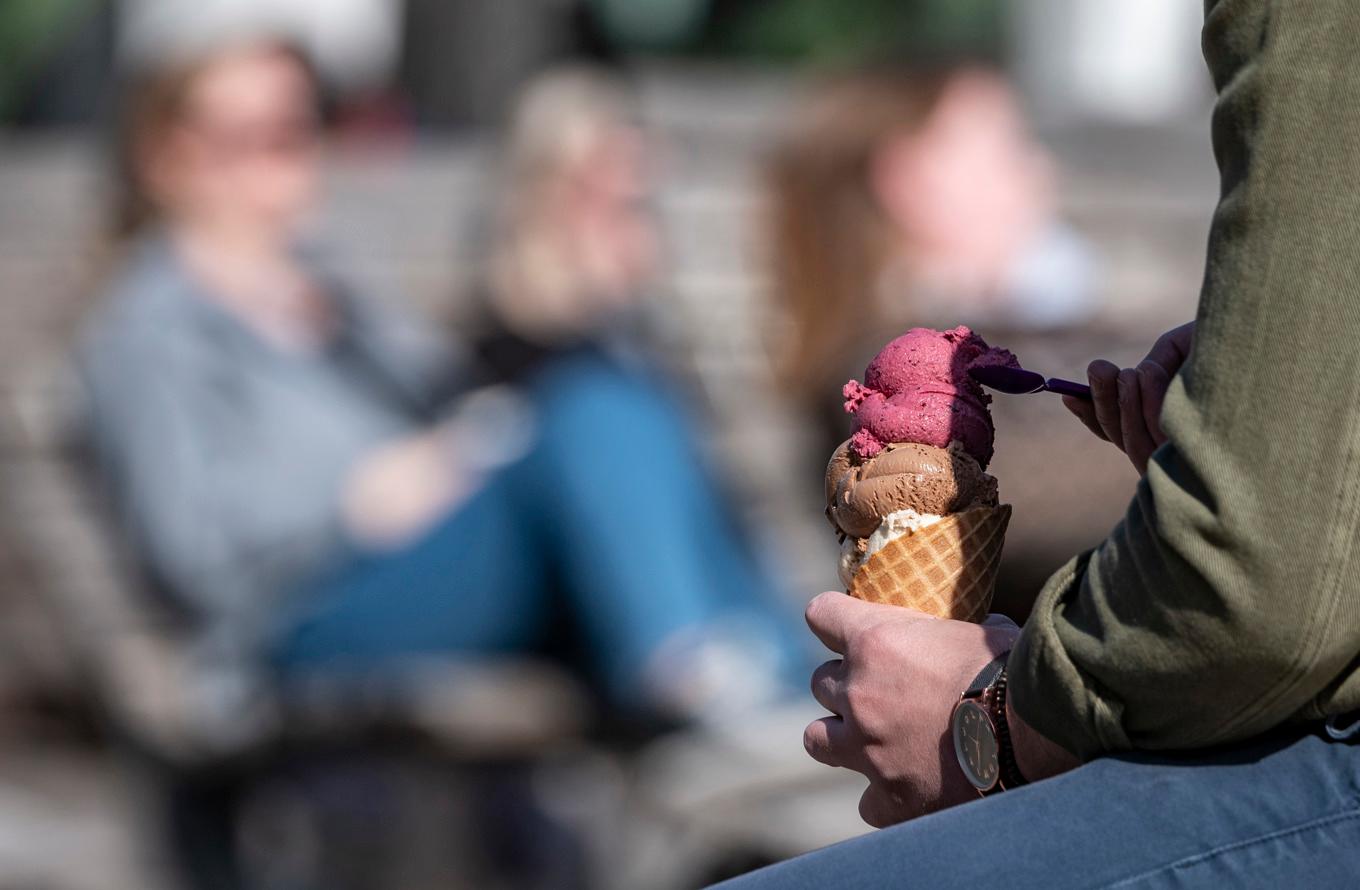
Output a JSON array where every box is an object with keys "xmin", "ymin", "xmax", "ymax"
[{"xmin": 0, "ymin": 1, "xmax": 1216, "ymax": 888}]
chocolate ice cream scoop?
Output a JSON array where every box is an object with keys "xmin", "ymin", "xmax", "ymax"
[{"xmin": 826, "ymin": 440, "xmax": 998, "ymax": 539}]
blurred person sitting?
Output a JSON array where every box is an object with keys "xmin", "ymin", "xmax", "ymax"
[
  {"xmin": 449, "ymin": 65, "xmax": 809, "ymax": 720},
  {"xmin": 767, "ymin": 64, "xmax": 1099, "ymax": 460},
  {"xmin": 78, "ymin": 43, "xmax": 801, "ymax": 730},
  {"xmin": 467, "ymin": 70, "xmax": 660, "ymax": 388}
]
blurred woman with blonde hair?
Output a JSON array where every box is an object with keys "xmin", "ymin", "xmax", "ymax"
[
  {"xmin": 480, "ymin": 69, "xmax": 656, "ymax": 345},
  {"xmin": 459, "ymin": 66, "xmax": 805, "ymax": 717}
]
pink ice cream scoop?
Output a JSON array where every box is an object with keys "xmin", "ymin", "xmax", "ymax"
[{"xmin": 843, "ymin": 326, "xmax": 1019, "ymax": 468}]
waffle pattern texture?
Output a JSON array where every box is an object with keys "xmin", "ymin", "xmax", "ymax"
[{"xmin": 847, "ymin": 505, "xmax": 1011, "ymax": 622}]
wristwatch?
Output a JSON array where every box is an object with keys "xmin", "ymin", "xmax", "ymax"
[{"xmin": 951, "ymin": 653, "xmax": 1026, "ymax": 796}]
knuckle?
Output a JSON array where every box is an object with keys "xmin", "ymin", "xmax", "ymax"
[
  {"xmin": 802, "ymin": 723, "xmax": 822, "ymax": 755},
  {"xmin": 842, "ymin": 677, "xmax": 870, "ymax": 716},
  {"xmin": 856, "ymin": 624, "xmax": 893, "ymax": 661},
  {"xmin": 804, "ymin": 592, "xmax": 832, "ymax": 628},
  {"xmin": 810, "ymin": 660, "xmax": 838, "ymax": 696},
  {"xmin": 1088, "ymin": 359, "xmax": 1118, "ymax": 383},
  {"xmin": 803, "ymin": 720, "xmax": 838, "ymax": 765},
  {"xmin": 1116, "ymin": 372, "xmax": 1137, "ymax": 406},
  {"xmin": 858, "ymin": 789, "xmax": 885, "ymax": 827},
  {"xmin": 857, "ymin": 787, "xmax": 905, "ymax": 829}
]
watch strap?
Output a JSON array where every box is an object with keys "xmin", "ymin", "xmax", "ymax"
[
  {"xmin": 965, "ymin": 654, "xmax": 1009, "ymax": 697},
  {"xmin": 990, "ymin": 667, "xmax": 1027, "ymax": 790}
]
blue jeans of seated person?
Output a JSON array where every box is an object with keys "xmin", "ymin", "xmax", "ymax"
[
  {"xmin": 712, "ymin": 726, "xmax": 1360, "ymax": 889},
  {"xmin": 274, "ymin": 352, "xmax": 804, "ymax": 709}
]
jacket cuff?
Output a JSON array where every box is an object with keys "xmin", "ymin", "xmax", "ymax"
[{"xmin": 1008, "ymin": 549, "xmax": 1132, "ymax": 760}]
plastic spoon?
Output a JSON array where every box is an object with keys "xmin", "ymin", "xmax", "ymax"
[{"xmin": 969, "ymin": 365, "xmax": 1093, "ymax": 401}]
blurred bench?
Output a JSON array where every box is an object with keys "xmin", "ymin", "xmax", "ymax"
[
  {"xmin": 0, "ymin": 362, "xmax": 604, "ymax": 888},
  {"xmin": 1, "ymin": 364, "xmax": 592, "ymax": 766}
]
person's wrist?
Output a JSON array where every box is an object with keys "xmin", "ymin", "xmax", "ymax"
[{"xmin": 1006, "ymin": 686, "xmax": 1081, "ymax": 782}]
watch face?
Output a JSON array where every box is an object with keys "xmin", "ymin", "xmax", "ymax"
[{"xmin": 953, "ymin": 700, "xmax": 1000, "ymax": 791}]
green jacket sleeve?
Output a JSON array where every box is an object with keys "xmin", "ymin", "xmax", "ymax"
[{"xmin": 1009, "ymin": 0, "xmax": 1360, "ymax": 759}]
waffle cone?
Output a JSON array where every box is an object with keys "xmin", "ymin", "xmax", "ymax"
[{"xmin": 847, "ymin": 505, "xmax": 1011, "ymax": 622}]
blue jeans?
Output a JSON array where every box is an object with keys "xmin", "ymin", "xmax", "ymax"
[
  {"xmin": 274, "ymin": 352, "xmax": 803, "ymax": 706},
  {"xmin": 713, "ymin": 727, "xmax": 1360, "ymax": 888}
]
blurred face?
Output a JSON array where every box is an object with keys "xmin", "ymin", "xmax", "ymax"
[
  {"xmin": 874, "ymin": 70, "xmax": 1053, "ymax": 268},
  {"xmin": 558, "ymin": 122, "xmax": 659, "ymax": 303},
  {"xmin": 147, "ymin": 47, "xmax": 320, "ymax": 237}
]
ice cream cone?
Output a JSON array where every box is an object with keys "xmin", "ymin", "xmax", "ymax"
[{"xmin": 846, "ymin": 505, "xmax": 1011, "ymax": 622}]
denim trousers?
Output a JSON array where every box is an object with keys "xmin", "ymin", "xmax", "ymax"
[
  {"xmin": 714, "ymin": 725, "xmax": 1360, "ymax": 889},
  {"xmin": 273, "ymin": 352, "xmax": 803, "ymax": 705}
]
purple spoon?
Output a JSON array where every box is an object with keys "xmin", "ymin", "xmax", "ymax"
[{"xmin": 969, "ymin": 365, "xmax": 1093, "ymax": 402}]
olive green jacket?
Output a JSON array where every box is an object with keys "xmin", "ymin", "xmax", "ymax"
[{"xmin": 1010, "ymin": 0, "xmax": 1360, "ymax": 759}]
